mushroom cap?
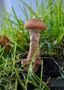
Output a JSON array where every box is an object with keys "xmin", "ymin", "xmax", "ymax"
[{"xmin": 25, "ymin": 18, "xmax": 47, "ymax": 31}]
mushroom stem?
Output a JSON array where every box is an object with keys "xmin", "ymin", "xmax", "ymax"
[
  {"xmin": 27, "ymin": 30, "xmax": 40, "ymax": 62},
  {"xmin": 21, "ymin": 30, "xmax": 41, "ymax": 72}
]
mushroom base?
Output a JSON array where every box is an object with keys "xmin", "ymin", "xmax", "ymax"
[{"xmin": 21, "ymin": 56, "xmax": 42, "ymax": 72}]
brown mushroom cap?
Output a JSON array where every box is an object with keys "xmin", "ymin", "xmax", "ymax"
[{"xmin": 25, "ymin": 18, "xmax": 47, "ymax": 31}]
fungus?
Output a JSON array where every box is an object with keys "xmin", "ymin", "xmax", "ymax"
[{"xmin": 21, "ymin": 18, "xmax": 47, "ymax": 72}]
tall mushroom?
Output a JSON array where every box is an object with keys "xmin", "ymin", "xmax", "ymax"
[{"xmin": 21, "ymin": 18, "xmax": 47, "ymax": 72}]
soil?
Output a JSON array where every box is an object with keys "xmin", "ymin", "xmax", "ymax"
[{"xmin": 17, "ymin": 54, "xmax": 64, "ymax": 90}]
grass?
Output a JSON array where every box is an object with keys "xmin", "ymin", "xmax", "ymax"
[
  {"xmin": 0, "ymin": 0, "xmax": 64, "ymax": 90},
  {"xmin": 0, "ymin": 43, "xmax": 50, "ymax": 90}
]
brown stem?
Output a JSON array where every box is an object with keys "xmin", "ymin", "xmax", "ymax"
[
  {"xmin": 27, "ymin": 30, "xmax": 40, "ymax": 62},
  {"xmin": 21, "ymin": 30, "xmax": 41, "ymax": 72}
]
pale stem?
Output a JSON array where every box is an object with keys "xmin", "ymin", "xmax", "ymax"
[{"xmin": 27, "ymin": 30, "xmax": 40, "ymax": 61}]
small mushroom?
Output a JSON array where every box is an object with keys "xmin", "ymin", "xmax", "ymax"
[{"xmin": 21, "ymin": 18, "xmax": 47, "ymax": 72}]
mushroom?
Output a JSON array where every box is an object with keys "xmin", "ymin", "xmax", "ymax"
[{"xmin": 21, "ymin": 18, "xmax": 47, "ymax": 72}]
